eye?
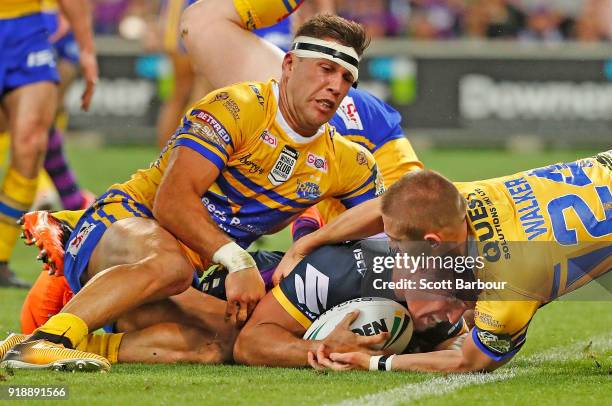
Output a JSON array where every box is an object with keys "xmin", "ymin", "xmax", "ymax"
[
  {"xmin": 321, "ymin": 64, "xmax": 332, "ymax": 72},
  {"xmin": 343, "ymin": 73, "xmax": 353, "ymax": 84}
]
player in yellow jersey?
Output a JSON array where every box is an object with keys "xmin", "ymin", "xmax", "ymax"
[
  {"xmin": 1, "ymin": 15, "xmax": 383, "ymax": 372},
  {"xmin": 0, "ymin": 0, "xmax": 97, "ymax": 287},
  {"xmin": 275, "ymin": 151, "xmax": 611, "ymax": 372},
  {"xmin": 181, "ymin": 0, "xmax": 422, "ymax": 247}
]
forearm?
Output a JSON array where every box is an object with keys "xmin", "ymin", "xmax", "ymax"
[
  {"xmin": 153, "ymin": 193, "xmax": 231, "ymax": 261},
  {"xmin": 58, "ymin": 0, "xmax": 95, "ymax": 54},
  {"xmin": 302, "ymin": 198, "xmax": 384, "ymax": 249},
  {"xmin": 390, "ymin": 350, "xmax": 469, "ymax": 373},
  {"xmin": 235, "ymin": 324, "xmax": 319, "ymax": 367}
]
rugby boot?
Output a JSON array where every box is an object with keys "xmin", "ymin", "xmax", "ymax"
[
  {"xmin": 0, "ymin": 339, "xmax": 111, "ymax": 372},
  {"xmin": 0, "ymin": 263, "xmax": 30, "ymax": 289},
  {"xmin": 0, "ymin": 334, "xmax": 27, "ymax": 359},
  {"xmin": 19, "ymin": 211, "xmax": 72, "ymax": 276}
]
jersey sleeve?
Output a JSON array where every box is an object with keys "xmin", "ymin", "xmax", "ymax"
[
  {"xmin": 273, "ymin": 243, "xmax": 362, "ymax": 329},
  {"xmin": 332, "ymin": 143, "xmax": 384, "ymax": 209},
  {"xmin": 472, "ymin": 300, "xmax": 539, "ymax": 361},
  {"xmin": 172, "ymin": 88, "xmax": 251, "ymax": 171},
  {"xmin": 374, "ymin": 137, "xmax": 424, "ymax": 186}
]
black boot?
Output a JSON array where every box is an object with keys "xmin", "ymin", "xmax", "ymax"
[{"xmin": 0, "ymin": 262, "xmax": 31, "ymax": 289}]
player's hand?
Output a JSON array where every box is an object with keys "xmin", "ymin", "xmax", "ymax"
[
  {"xmin": 308, "ymin": 345, "xmax": 368, "ymax": 371},
  {"xmin": 79, "ymin": 49, "xmax": 98, "ymax": 111},
  {"xmin": 272, "ymin": 236, "xmax": 316, "ymax": 285},
  {"xmin": 225, "ymin": 267, "xmax": 265, "ymax": 326},
  {"xmin": 322, "ymin": 311, "xmax": 388, "ymax": 354}
]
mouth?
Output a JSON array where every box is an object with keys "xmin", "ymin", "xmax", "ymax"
[{"xmin": 315, "ymin": 98, "xmax": 335, "ymax": 113}]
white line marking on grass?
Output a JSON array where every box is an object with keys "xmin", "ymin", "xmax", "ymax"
[
  {"xmin": 330, "ymin": 369, "xmax": 518, "ymax": 406},
  {"xmin": 329, "ymin": 334, "xmax": 611, "ymax": 406}
]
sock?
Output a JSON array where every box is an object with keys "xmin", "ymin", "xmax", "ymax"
[
  {"xmin": 52, "ymin": 209, "xmax": 87, "ymax": 229},
  {"xmin": 34, "ymin": 312, "xmax": 89, "ymax": 349},
  {"xmin": 76, "ymin": 333, "xmax": 124, "ymax": 364},
  {"xmin": 0, "ymin": 167, "xmax": 38, "ymax": 262},
  {"xmin": 44, "ymin": 127, "xmax": 85, "ymax": 210},
  {"xmin": 291, "ymin": 206, "xmax": 324, "ymax": 241},
  {"xmin": 233, "ymin": 0, "xmax": 304, "ymax": 30}
]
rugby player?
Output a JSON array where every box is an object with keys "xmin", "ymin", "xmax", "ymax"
[
  {"xmin": 1, "ymin": 15, "xmax": 383, "ymax": 372},
  {"xmin": 0, "ymin": 0, "xmax": 97, "ymax": 287},
  {"xmin": 228, "ymin": 238, "xmax": 467, "ymax": 367},
  {"xmin": 277, "ymin": 152, "xmax": 612, "ymax": 372},
  {"xmin": 181, "ymin": 0, "xmax": 423, "ymax": 241}
]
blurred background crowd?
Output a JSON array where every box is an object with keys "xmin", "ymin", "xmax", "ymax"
[{"xmin": 93, "ymin": 0, "xmax": 612, "ymax": 42}]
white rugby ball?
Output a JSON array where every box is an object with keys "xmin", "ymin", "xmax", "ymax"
[{"xmin": 303, "ymin": 297, "xmax": 413, "ymax": 354}]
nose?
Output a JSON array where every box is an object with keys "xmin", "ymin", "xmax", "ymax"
[{"xmin": 326, "ymin": 72, "xmax": 343, "ymax": 96}]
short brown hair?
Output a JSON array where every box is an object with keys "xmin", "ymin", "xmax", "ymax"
[
  {"xmin": 294, "ymin": 14, "xmax": 370, "ymax": 57},
  {"xmin": 381, "ymin": 170, "xmax": 467, "ymax": 240}
]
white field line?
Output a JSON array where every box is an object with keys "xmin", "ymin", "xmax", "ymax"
[{"xmin": 329, "ymin": 334, "xmax": 612, "ymax": 406}]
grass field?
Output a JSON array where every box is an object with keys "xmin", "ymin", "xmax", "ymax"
[{"xmin": 1, "ymin": 146, "xmax": 610, "ymax": 405}]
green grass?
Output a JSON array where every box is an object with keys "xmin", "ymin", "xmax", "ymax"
[{"xmin": 1, "ymin": 146, "xmax": 610, "ymax": 405}]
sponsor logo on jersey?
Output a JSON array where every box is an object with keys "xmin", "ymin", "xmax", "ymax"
[
  {"xmin": 476, "ymin": 330, "xmax": 512, "ymax": 354},
  {"xmin": 238, "ymin": 153, "xmax": 265, "ymax": 175},
  {"xmin": 268, "ymin": 145, "xmax": 298, "ymax": 186},
  {"xmin": 306, "ymin": 152, "xmax": 328, "ymax": 173},
  {"xmin": 191, "ymin": 110, "xmax": 232, "ymax": 144},
  {"xmin": 189, "ymin": 121, "xmax": 226, "ymax": 148},
  {"xmin": 249, "ymin": 85, "xmax": 265, "ymax": 106},
  {"xmin": 68, "ymin": 221, "xmax": 95, "ymax": 256},
  {"xmin": 210, "ymin": 91, "xmax": 241, "ymax": 120},
  {"xmin": 474, "ymin": 310, "xmax": 504, "ymax": 329},
  {"xmin": 294, "ymin": 263, "xmax": 329, "ymax": 315},
  {"xmin": 353, "ymin": 248, "xmax": 367, "ymax": 277},
  {"xmin": 338, "ymin": 97, "xmax": 363, "ymax": 130},
  {"xmin": 356, "ymin": 150, "xmax": 369, "ymax": 166},
  {"xmin": 260, "ymin": 130, "xmax": 277, "ymax": 148},
  {"xmin": 296, "ymin": 179, "xmax": 321, "ymax": 201},
  {"xmin": 466, "ymin": 188, "xmax": 511, "ymax": 261}
]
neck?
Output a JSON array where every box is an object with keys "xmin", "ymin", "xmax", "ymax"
[{"xmin": 278, "ymin": 79, "xmax": 318, "ymax": 137}]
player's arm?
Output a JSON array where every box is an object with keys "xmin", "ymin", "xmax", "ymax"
[
  {"xmin": 57, "ymin": 0, "xmax": 98, "ymax": 111},
  {"xmin": 313, "ymin": 327, "xmax": 511, "ymax": 373},
  {"xmin": 234, "ymin": 289, "xmax": 386, "ymax": 367},
  {"xmin": 154, "ymin": 96, "xmax": 265, "ymax": 323}
]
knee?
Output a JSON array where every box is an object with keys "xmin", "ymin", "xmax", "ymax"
[{"xmin": 144, "ymin": 253, "xmax": 194, "ymax": 297}]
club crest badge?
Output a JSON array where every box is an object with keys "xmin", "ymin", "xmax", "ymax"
[{"xmin": 268, "ymin": 145, "xmax": 299, "ymax": 186}]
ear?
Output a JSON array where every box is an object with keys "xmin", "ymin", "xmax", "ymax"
[
  {"xmin": 423, "ymin": 233, "xmax": 442, "ymax": 248},
  {"xmin": 282, "ymin": 53, "xmax": 295, "ymax": 73}
]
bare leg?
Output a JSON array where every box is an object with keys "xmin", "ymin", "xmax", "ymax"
[
  {"xmin": 118, "ymin": 322, "xmax": 230, "ymax": 364},
  {"xmin": 60, "ymin": 217, "xmax": 195, "ymax": 332},
  {"xmin": 180, "ymin": 0, "xmax": 284, "ymax": 88}
]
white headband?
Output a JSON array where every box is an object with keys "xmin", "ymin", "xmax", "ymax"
[{"xmin": 290, "ymin": 36, "xmax": 360, "ymax": 83}]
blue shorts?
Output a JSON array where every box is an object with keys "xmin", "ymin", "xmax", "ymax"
[
  {"xmin": 0, "ymin": 13, "xmax": 59, "ymax": 96},
  {"xmin": 42, "ymin": 11, "xmax": 80, "ymax": 65},
  {"xmin": 64, "ymin": 189, "xmax": 200, "ymax": 296}
]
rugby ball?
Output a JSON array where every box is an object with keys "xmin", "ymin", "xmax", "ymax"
[{"xmin": 303, "ymin": 297, "xmax": 413, "ymax": 354}]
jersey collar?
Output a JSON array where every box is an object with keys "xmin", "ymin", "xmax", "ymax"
[{"xmin": 273, "ymin": 81, "xmax": 326, "ymax": 144}]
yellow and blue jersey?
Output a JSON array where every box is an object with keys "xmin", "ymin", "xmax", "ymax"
[
  {"xmin": 0, "ymin": 0, "xmax": 43, "ymax": 19},
  {"xmin": 456, "ymin": 151, "xmax": 612, "ymax": 360},
  {"xmin": 113, "ymin": 79, "xmax": 381, "ymax": 247}
]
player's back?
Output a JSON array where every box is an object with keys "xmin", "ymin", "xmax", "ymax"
[{"xmin": 456, "ymin": 151, "xmax": 611, "ymax": 303}]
